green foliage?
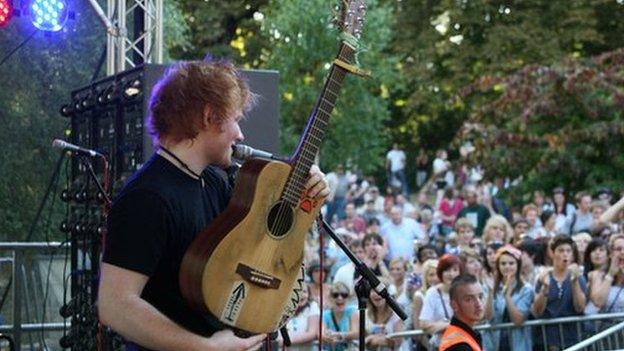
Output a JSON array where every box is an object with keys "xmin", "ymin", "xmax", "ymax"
[
  {"xmin": 168, "ymin": 0, "xmax": 267, "ymax": 60},
  {"xmin": 250, "ymin": 0, "xmax": 398, "ymax": 173},
  {"xmin": 0, "ymin": 2, "xmax": 104, "ymax": 240},
  {"xmin": 460, "ymin": 49, "xmax": 624, "ymax": 200},
  {"xmin": 390, "ymin": 0, "xmax": 624, "ymax": 153},
  {"xmin": 3, "ymin": 0, "xmax": 624, "ymax": 241}
]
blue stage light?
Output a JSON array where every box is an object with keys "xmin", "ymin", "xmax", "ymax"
[{"xmin": 30, "ymin": 0, "xmax": 67, "ymax": 31}]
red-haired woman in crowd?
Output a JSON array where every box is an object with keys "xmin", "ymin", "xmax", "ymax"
[{"xmin": 418, "ymin": 254, "xmax": 460, "ymax": 350}]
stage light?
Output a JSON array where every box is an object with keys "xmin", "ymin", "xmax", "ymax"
[
  {"xmin": 30, "ymin": 0, "xmax": 68, "ymax": 32},
  {"xmin": 0, "ymin": 0, "xmax": 13, "ymax": 27}
]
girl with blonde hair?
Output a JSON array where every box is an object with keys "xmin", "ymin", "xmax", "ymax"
[{"xmin": 482, "ymin": 215, "xmax": 513, "ymax": 245}]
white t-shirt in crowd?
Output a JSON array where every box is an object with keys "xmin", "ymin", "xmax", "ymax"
[
  {"xmin": 286, "ymin": 301, "xmax": 321, "ymax": 351},
  {"xmin": 380, "ymin": 218, "xmax": 426, "ymax": 261},
  {"xmin": 386, "ymin": 149, "xmax": 406, "ymax": 172}
]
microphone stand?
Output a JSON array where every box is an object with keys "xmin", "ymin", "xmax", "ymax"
[
  {"xmin": 319, "ymin": 217, "xmax": 407, "ymax": 351},
  {"xmin": 78, "ymin": 155, "xmax": 112, "ymax": 208}
]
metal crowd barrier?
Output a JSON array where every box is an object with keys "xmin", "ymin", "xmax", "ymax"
[
  {"xmin": 564, "ymin": 319, "xmax": 624, "ymax": 351},
  {"xmin": 388, "ymin": 312, "xmax": 624, "ymax": 351},
  {"xmin": 0, "ymin": 242, "xmax": 68, "ymax": 351}
]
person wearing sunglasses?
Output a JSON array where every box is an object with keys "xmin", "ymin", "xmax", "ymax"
[{"xmin": 322, "ymin": 282, "xmax": 359, "ymax": 350}]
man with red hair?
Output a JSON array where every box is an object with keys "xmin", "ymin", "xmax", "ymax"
[{"xmin": 98, "ymin": 59, "xmax": 329, "ymax": 351}]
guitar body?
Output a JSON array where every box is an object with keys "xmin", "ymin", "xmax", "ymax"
[{"xmin": 180, "ymin": 158, "xmax": 323, "ymax": 334}]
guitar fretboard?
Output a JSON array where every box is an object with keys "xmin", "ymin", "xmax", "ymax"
[{"xmin": 281, "ymin": 43, "xmax": 356, "ymax": 206}]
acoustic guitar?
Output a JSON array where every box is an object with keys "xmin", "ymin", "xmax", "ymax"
[{"xmin": 179, "ymin": 0, "xmax": 367, "ymax": 335}]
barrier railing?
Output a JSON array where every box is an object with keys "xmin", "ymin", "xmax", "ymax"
[
  {"xmin": 0, "ymin": 242, "xmax": 68, "ymax": 351},
  {"xmin": 564, "ymin": 319, "xmax": 624, "ymax": 351},
  {"xmin": 388, "ymin": 312, "xmax": 624, "ymax": 351}
]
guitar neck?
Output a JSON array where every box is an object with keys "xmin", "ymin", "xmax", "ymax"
[{"xmin": 281, "ymin": 42, "xmax": 356, "ymax": 206}]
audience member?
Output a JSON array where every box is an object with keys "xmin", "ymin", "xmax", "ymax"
[
  {"xmin": 282, "ymin": 284, "xmax": 321, "ymax": 351},
  {"xmin": 482, "ymin": 215, "xmax": 513, "ymax": 245},
  {"xmin": 590, "ymin": 234, "xmax": 624, "ymax": 314},
  {"xmin": 321, "ymin": 282, "xmax": 359, "ymax": 350},
  {"xmin": 562, "ymin": 191, "xmax": 593, "ymax": 235},
  {"xmin": 380, "ymin": 206, "xmax": 426, "ymax": 262},
  {"xmin": 532, "ymin": 235, "xmax": 587, "ymax": 349},
  {"xmin": 483, "ymin": 245, "xmax": 533, "ymax": 351},
  {"xmin": 364, "ymin": 278, "xmax": 407, "ymax": 350},
  {"xmin": 457, "ymin": 187, "xmax": 491, "ymax": 237},
  {"xmin": 419, "ymin": 254, "xmax": 460, "ymax": 350},
  {"xmin": 412, "ymin": 259, "xmax": 439, "ymax": 351}
]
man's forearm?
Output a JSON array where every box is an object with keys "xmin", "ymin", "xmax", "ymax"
[{"xmin": 99, "ymin": 295, "xmax": 210, "ymax": 351}]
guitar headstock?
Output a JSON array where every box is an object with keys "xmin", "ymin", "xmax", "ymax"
[{"xmin": 337, "ymin": 0, "xmax": 366, "ymax": 39}]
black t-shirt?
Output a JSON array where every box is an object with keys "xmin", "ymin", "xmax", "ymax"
[{"xmin": 103, "ymin": 154, "xmax": 232, "ymax": 350}]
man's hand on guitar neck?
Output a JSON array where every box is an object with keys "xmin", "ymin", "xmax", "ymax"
[{"xmin": 305, "ymin": 165, "xmax": 330, "ymax": 199}]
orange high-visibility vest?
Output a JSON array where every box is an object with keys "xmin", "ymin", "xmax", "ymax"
[{"xmin": 438, "ymin": 324, "xmax": 482, "ymax": 351}]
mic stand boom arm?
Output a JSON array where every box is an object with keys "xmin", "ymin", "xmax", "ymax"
[{"xmin": 319, "ymin": 217, "xmax": 407, "ymax": 351}]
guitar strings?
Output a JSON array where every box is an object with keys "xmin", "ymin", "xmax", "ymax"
[
  {"xmin": 270, "ymin": 46, "xmax": 349, "ymax": 239},
  {"xmin": 269, "ymin": 46, "xmax": 350, "ymax": 261}
]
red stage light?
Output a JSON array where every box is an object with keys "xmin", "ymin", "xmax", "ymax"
[{"xmin": 0, "ymin": 0, "xmax": 12, "ymax": 27}]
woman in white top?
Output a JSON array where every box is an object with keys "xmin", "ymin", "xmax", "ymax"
[
  {"xmin": 388, "ymin": 257, "xmax": 411, "ymax": 312},
  {"xmin": 412, "ymin": 259, "xmax": 439, "ymax": 351},
  {"xmin": 365, "ymin": 278, "xmax": 406, "ymax": 350},
  {"xmin": 418, "ymin": 254, "xmax": 460, "ymax": 350},
  {"xmin": 283, "ymin": 284, "xmax": 321, "ymax": 350}
]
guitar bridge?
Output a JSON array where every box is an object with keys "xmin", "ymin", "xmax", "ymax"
[{"xmin": 236, "ymin": 263, "xmax": 281, "ymax": 289}]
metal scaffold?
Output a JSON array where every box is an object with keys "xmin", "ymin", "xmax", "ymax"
[{"xmin": 88, "ymin": 0, "xmax": 163, "ymax": 75}]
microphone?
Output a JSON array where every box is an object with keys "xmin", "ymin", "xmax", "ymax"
[
  {"xmin": 232, "ymin": 144, "xmax": 277, "ymax": 160},
  {"xmin": 52, "ymin": 139, "xmax": 103, "ymax": 158}
]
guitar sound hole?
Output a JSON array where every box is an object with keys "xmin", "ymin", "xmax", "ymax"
[{"xmin": 267, "ymin": 202, "xmax": 294, "ymax": 238}]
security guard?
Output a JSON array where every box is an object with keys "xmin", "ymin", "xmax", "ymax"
[{"xmin": 439, "ymin": 274, "xmax": 484, "ymax": 351}]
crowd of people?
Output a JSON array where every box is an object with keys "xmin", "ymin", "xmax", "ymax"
[{"xmin": 284, "ymin": 146, "xmax": 624, "ymax": 351}]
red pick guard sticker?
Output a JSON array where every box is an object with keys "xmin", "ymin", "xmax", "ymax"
[
  {"xmin": 300, "ymin": 199, "xmax": 312, "ymax": 213},
  {"xmin": 299, "ymin": 192, "xmax": 319, "ymax": 213}
]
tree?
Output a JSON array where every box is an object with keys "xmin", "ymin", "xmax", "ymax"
[
  {"xmin": 0, "ymin": 1, "xmax": 193, "ymax": 241},
  {"xmin": 242, "ymin": 0, "xmax": 398, "ymax": 173},
  {"xmin": 389, "ymin": 0, "xmax": 624, "ymax": 164},
  {"xmin": 458, "ymin": 49, "xmax": 624, "ymax": 200},
  {"xmin": 0, "ymin": 2, "xmax": 105, "ymax": 241},
  {"xmin": 168, "ymin": 0, "xmax": 268, "ymax": 60}
]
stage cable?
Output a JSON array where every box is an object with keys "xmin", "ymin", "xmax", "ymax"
[
  {"xmin": 25, "ymin": 152, "xmax": 67, "ymax": 241},
  {"xmin": 39, "ymin": 154, "xmax": 66, "ymax": 349},
  {"xmin": 90, "ymin": 44, "xmax": 107, "ymax": 83},
  {"xmin": 0, "ymin": 29, "xmax": 38, "ymax": 67}
]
